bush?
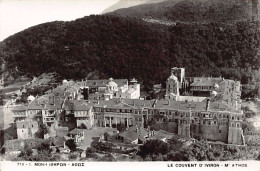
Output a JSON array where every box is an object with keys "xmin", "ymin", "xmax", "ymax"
[
  {"xmin": 65, "ymin": 139, "xmax": 77, "ymax": 151},
  {"xmin": 69, "ymin": 153, "xmax": 78, "ymax": 160},
  {"xmin": 139, "ymin": 140, "xmax": 169, "ymax": 158}
]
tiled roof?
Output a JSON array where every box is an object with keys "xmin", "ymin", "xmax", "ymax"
[
  {"xmin": 63, "ymin": 100, "xmax": 92, "ymax": 111},
  {"xmin": 94, "ymin": 98, "xmax": 154, "ymax": 109},
  {"xmin": 12, "ymin": 105, "xmax": 28, "ymax": 111},
  {"xmin": 80, "ymin": 79, "xmax": 128, "ymax": 88},
  {"xmin": 177, "ymin": 96, "xmax": 206, "ymax": 102},
  {"xmin": 69, "ymin": 128, "xmax": 85, "ymax": 135},
  {"xmin": 190, "ymin": 77, "xmax": 223, "ymax": 87},
  {"xmin": 28, "ymin": 95, "xmax": 64, "ymax": 110},
  {"xmin": 52, "ymin": 137, "xmax": 67, "ymax": 147},
  {"xmin": 118, "ymin": 126, "xmax": 149, "ymax": 142},
  {"xmin": 93, "ymin": 98, "xmax": 234, "ymax": 112}
]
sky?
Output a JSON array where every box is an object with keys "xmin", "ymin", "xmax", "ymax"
[{"xmin": 0, "ymin": 0, "xmax": 119, "ymax": 41}]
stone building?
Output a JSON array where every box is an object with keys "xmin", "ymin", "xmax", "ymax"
[
  {"xmin": 63, "ymin": 100, "xmax": 94, "ymax": 129},
  {"xmin": 91, "ymin": 97, "xmax": 244, "ymax": 145},
  {"xmin": 11, "ymin": 69, "xmax": 244, "ymax": 145},
  {"xmin": 79, "ymin": 78, "xmax": 140, "ymax": 100},
  {"xmin": 16, "ymin": 121, "xmax": 39, "ymax": 139}
]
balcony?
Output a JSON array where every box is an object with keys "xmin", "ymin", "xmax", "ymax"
[
  {"xmin": 13, "ymin": 112, "xmax": 27, "ymax": 118},
  {"xmin": 45, "ymin": 111, "xmax": 56, "ymax": 117},
  {"xmin": 75, "ymin": 113, "xmax": 89, "ymax": 117}
]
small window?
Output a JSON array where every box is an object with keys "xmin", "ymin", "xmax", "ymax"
[{"xmin": 219, "ymin": 130, "xmax": 221, "ymax": 133}]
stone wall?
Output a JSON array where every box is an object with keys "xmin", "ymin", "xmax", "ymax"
[
  {"xmin": 151, "ymin": 122, "xmax": 178, "ymax": 134},
  {"xmin": 228, "ymin": 127, "xmax": 243, "ymax": 145},
  {"xmin": 17, "ymin": 128, "xmax": 29, "ymax": 139},
  {"xmin": 199, "ymin": 124, "xmax": 228, "ymax": 143}
]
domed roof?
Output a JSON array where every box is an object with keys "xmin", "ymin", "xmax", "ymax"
[
  {"xmin": 168, "ymin": 74, "xmax": 178, "ymax": 81},
  {"xmin": 27, "ymin": 95, "xmax": 35, "ymax": 101},
  {"xmin": 62, "ymin": 79, "xmax": 68, "ymax": 84},
  {"xmin": 211, "ymin": 91, "xmax": 218, "ymax": 96},
  {"xmin": 108, "ymin": 80, "xmax": 118, "ymax": 87}
]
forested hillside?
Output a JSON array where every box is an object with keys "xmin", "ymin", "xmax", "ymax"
[
  {"xmin": 111, "ymin": 0, "xmax": 259, "ymax": 22},
  {"xmin": 0, "ymin": 0, "xmax": 260, "ymax": 97}
]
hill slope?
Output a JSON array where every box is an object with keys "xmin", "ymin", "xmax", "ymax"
[
  {"xmin": 101, "ymin": 0, "xmax": 167, "ymax": 14},
  {"xmin": 110, "ymin": 0, "xmax": 260, "ymax": 22},
  {"xmin": 0, "ymin": 0, "xmax": 260, "ymax": 97}
]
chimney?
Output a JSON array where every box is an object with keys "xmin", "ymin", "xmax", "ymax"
[{"xmin": 206, "ymin": 99, "xmax": 210, "ymax": 111}]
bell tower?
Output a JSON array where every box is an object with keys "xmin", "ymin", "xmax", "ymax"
[{"xmin": 165, "ymin": 73, "xmax": 180, "ymax": 100}]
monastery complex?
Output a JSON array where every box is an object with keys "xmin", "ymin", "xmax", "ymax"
[{"xmin": 11, "ymin": 67, "xmax": 244, "ymax": 146}]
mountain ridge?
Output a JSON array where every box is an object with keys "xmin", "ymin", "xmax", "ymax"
[
  {"xmin": 101, "ymin": 0, "xmax": 168, "ymax": 14},
  {"xmin": 109, "ymin": 0, "xmax": 260, "ymax": 22}
]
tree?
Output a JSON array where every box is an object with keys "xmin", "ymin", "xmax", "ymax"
[
  {"xmin": 168, "ymin": 135, "xmax": 184, "ymax": 151},
  {"xmin": 37, "ymin": 142, "xmax": 51, "ymax": 153},
  {"xmin": 138, "ymin": 140, "xmax": 169, "ymax": 158},
  {"xmin": 116, "ymin": 123, "xmax": 126, "ymax": 132},
  {"xmin": 65, "ymin": 139, "xmax": 77, "ymax": 151},
  {"xmin": 104, "ymin": 132, "xmax": 109, "ymax": 141},
  {"xmin": 166, "ymin": 148, "xmax": 192, "ymax": 161},
  {"xmin": 41, "ymin": 124, "xmax": 50, "ymax": 135}
]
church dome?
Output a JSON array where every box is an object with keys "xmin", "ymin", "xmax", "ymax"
[
  {"xmin": 62, "ymin": 79, "xmax": 68, "ymax": 84},
  {"xmin": 211, "ymin": 91, "xmax": 217, "ymax": 96},
  {"xmin": 27, "ymin": 95, "xmax": 35, "ymax": 102},
  {"xmin": 108, "ymin": 80, "xmax": 118, "ymax": 87}
]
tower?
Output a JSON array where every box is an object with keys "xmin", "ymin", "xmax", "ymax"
[
  {"xmin": 171, "ymin": 67, "xmax": 185, "ymax": 84},
  {"xmin": 165, "ymin": 73, "xmax": 179, "ymax": 100}
]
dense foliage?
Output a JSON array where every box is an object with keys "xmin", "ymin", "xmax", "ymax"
[
  {"xmin": 139, "ymin": 138, "xmax": 246, "ymax": 161},
  {"xmin": 14, "ymin": 141, "xmax": 58, "ymax": 161},
  {"xmin": 111, "ymin": 0, "xmax": 258, "ymax": 22},
  {"xmin": 0, "ymin": 0, "xmax": 260, "ymax": 97}
]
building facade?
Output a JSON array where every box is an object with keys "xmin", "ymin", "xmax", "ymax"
[{"xmin": 11, "ymin": 72, "xmax": 244, "ymax": 145}]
